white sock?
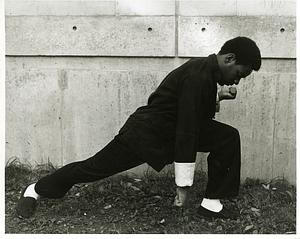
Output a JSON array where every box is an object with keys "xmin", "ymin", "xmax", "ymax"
[
  {"xmin": 23, "ymin": 183, "xmax": 40, "ymax": 200},
  {"xmin": 201, "ymin": 198, "xmax": 223, "ymax": 212}
]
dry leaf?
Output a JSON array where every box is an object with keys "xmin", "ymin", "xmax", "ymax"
[
  {"xmin": 104, "ymin": 205, "xmax": 112, "ymax": 209},
  {"xmin": 262, "ymin": 184, "xmax": 270, "ymax": 190},
  {"xmin": 253, "ymin": 211, "xmax": 261, "ymax": 217},
  {"xmin": 129, "ymin": 185, "xmax": 141, "ymax": 191},
  {"xmin": 159, "ymin": 219, "xmax": 165, "ymax": 224},
  {"xmin": 126, "ymin": 182, "xmax": 133, "ymax": 187},
  {"xmin": 251, "ymin": 207, "xmax": 260, "ymax": 212},
  {"xmin": 153, "ymin": 195, "xmax": 162, "ymax": 199},
  {"xmin": 244, "ymin": 225, "xmax": 254, "ymax": 231},
  {"xmin": 285, "ymin": 191, "xmax": 293, "ymax": 200}
]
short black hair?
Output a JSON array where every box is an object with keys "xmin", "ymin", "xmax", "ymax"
[{"xmin": 218, "ymin": 36, "xmax": 261, "ymax": 71}]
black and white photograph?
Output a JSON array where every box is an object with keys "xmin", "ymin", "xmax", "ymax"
[{"xmin": 2, "ymin": 0, "xmax": 298, "ymax": 237}]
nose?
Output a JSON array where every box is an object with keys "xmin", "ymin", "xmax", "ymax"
[{"xmin": 234, "ymin": 78, "xmax": 240, "ymax": 85}]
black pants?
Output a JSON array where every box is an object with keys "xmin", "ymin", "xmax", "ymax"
[
  {"xmin": 35, "ymin": 120, "xmax": 240, "ymax": 199},
  {"xmin": 198, "ymin": 120, "xmax": 241, "ymax": 199}
]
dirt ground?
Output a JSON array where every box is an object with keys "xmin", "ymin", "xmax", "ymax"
[{"xmin": 5, "ymin": 160, "xmax": 296, "ymax": 234}]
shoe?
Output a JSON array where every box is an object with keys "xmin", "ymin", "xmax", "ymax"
[
  {"xmin": 197, "ymin": 205, "xmax": 239, "ymax": 220},
  {"xmin": 16, "ymin": 185, "xmax": 38, "ymax": 219}
]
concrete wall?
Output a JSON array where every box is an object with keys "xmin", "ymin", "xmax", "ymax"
[{"xmin": 5, "ymin": 0, "xmax": 296, "ymax": 183}]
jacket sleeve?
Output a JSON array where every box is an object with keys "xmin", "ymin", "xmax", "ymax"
[{"xmin": 174, "ymin": 73, "xmax": 204, "ymax": 187}]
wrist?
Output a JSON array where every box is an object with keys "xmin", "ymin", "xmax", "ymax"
[{"xmin": 177, "ymin": 186, "xmax": 190, "ymax": 190}]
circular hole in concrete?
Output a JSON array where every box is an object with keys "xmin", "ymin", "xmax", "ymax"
[
  {"xmin": 201, "ymin": 27, "xmax": 206, "ymax": 32},
  {"xmin": 280, "ymin": 28, "xmax": 285, "ymax": 33},
  {"xmin": 73, "ymin": 26, "xmax": 77, "ymax": 31},
  {"xmin": 148, "ymin": 27, "xmax": 153, "ymax": 32}
]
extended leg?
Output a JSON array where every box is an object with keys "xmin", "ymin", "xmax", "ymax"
[
  {"xmin": 35, "ymin": 136, "xmax": 144, "ymax": 198},
  {"xmin": 16, "ymin": 135, "xmax": 144, "ymax": 218}
]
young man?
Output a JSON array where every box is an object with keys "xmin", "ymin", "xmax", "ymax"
[{"xmin": 16, "ymin": 36, "xmax": 261, "ymax": 220}]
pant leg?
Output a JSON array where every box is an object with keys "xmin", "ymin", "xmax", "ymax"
[
  {"xmin": 35, "ymin": 136, "xmax": 145, "ymax": 198},
  {"xmin": 198, "ymin": 120, "xmax": 241, "ymax": 199}
]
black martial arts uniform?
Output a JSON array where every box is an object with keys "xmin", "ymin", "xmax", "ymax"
[{"xmin": 35, "ymin": 54, "xmax": 241, "ymax": 199}]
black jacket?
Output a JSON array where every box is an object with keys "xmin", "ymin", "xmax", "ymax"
[{"xmin": 117, "ymin": 54, "xmax": 222, "ymax": 171}]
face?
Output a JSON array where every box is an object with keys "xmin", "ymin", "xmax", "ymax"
[{"xmin": 220, "ymin": 54, "xmax": 253, "ymax": 86}]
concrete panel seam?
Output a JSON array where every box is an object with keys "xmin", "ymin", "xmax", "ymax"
[
  {"xmin": 58, "ymin": 69, "xmax": 67, "ymax": 166},
  {"xmin": 175, "ymin": 1, "xmax": 179, "ymax": 57},
  {"xmin": 270, "ymin": 76, "xmax": 278, "ymax": 179}
]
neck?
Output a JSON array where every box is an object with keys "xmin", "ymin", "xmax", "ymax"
[
  {"xmin": 215, "ymin": 54, "xmax": 225, "ymax": 85},
  {"xmin": 216, "ymin": 54, "xmax": 224, "ymax": 70}
]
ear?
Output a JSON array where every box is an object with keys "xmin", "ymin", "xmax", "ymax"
[{"xmin": 224, "ymin": 53, "xmax": 236, "ymax": 64}]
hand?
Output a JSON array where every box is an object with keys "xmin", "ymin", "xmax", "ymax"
[
  {"xmin": 174, "ymin": 187, "xmax": 189, "ymax": 207},
  {"xmin": 218, "ymin": 86, "xmax": 237, "ymax": 101}
]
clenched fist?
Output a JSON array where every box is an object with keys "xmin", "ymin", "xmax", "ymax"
[
  {"xmin": 174, "ymin": 187, "xmax": 189, "ymax": 207},
  {"xmin": 218, "ymin": 86, "xmax": 237, "ymax": 101}
]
